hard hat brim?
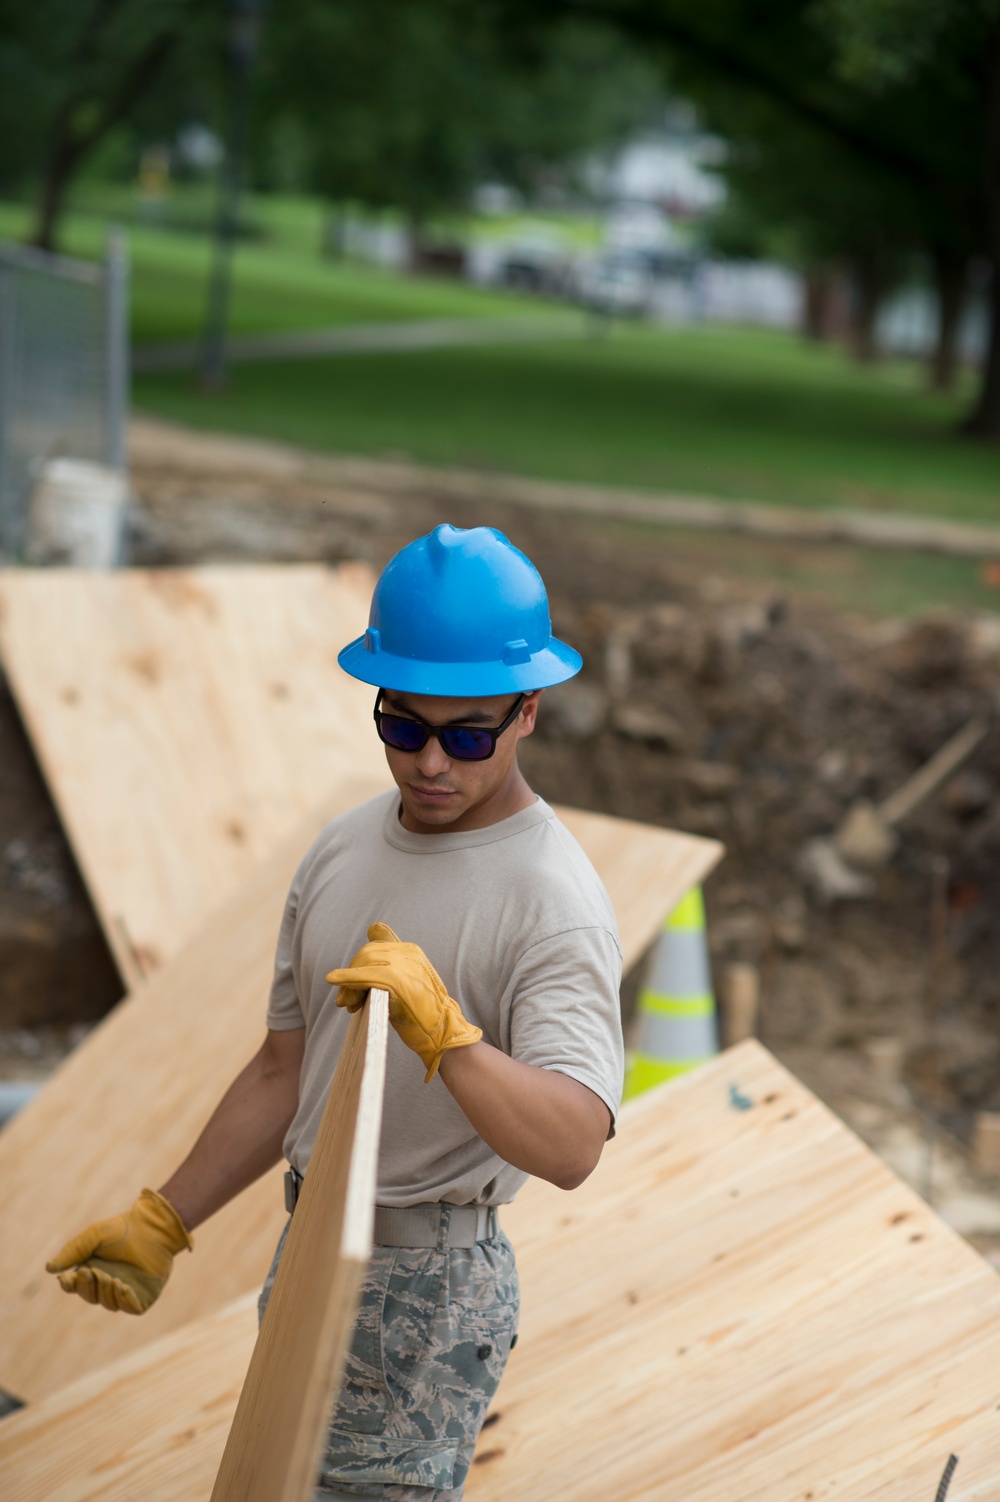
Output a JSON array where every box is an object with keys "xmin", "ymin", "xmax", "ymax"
[{"xmin": 337, "ymin": 635, "xmax": 582, "ymax": 696}]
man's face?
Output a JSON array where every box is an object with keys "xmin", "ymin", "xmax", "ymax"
[{"xmin": 378, "ymin": 689, "xmax": 540, "ymax": 833}]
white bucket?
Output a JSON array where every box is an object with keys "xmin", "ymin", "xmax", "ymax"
[{"xmin": 26, "ymin": 458, "xmax": 128, "ymax": 567}]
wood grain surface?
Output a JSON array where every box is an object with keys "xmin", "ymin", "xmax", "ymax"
[
  {"xmin": 0, "ymin": 1295, "xmax": 259, "ymax": 1502},
  {"xmin": 0, "ymin": 565, "xmax": 720, "ymax": 996},
  {"xmin": 0, "ymin": 564, "xmax": 379, "ymax": 987},
  {"xmin": 211, "ymin": 991, "xmax": 388, "ymax": 1502},
  {"xmin": 4, "ymin": 1044, "xmax": 999, "ymax": 1501},
  {"xmin": 470, "ymin": 1042, "xmax": 1000, "ymax": 1502},
  {"xmin": 557, "ymin": 806, "xmax": 720, "ymax": 963},
  {"xmin": 0, "ymin": 778, "xmax": 717, "ymax": 1404},
  {"xmin": 0, "ymin": 776, "xmax": 386, "ymax": 1405}
]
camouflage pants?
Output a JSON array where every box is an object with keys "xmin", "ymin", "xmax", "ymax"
[{"xmin": 258, "ymin": 1211, "xmax": 519, "ymax": 1502}]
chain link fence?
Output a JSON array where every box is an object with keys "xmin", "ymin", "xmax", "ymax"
[{"xmin": 0, "ymin": 232, "xmax": 128, "ymax": 561}]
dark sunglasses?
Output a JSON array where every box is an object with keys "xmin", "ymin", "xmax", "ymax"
[{"xmin": 373, "ymin": 691, "xmax": 526, "ymax": 762}]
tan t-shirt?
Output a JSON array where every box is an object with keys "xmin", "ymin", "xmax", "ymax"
[{"xmin": 267, "ymin": 791, "xmax": 624, "ymax": 1206}]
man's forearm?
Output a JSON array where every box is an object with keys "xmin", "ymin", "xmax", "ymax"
[
  {"xmin": 438, "ymin": 1042, "xmax": 610, "ymax": 1191},
  {"xmin": 159, "ymin": 1033, "xmax": 303, "ymax": 1232}
]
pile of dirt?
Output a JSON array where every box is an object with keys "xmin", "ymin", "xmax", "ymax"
[
  {"xmin": 528, "ymin": 585, "xmax": 1000, "ymax": 1133},
  {"xmin": 0, "ymin": 676, "xmax": 122, "ymax": 1035},
  {"xmin": 4, "ymin": 420, "xmax": 1000, "ymax": 1236}
]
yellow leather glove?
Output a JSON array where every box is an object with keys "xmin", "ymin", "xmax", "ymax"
[
  {"xmin": 328, "ymin": 922, "xmax": 482, "ymax": 1082},
  {"xmin": 46, "ymin": 1188, "xmax": 193, "ymax": 1315}
]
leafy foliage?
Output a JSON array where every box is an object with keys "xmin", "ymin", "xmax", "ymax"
[
  {"xmin": 810, "ymin": 0, "xmax": 977, "ymax": 93},
  {"xmin": 256, "ymin": 1, "xmax": 660, "ymax": 221},
  {"xmin": 528, "ymin": 0, "xmax": 1000, "ymax": 422}
]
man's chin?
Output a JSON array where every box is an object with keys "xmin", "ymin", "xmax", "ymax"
[{"xmin": 400, "ymin": 791, "xmax": 466, "ymax": 828}]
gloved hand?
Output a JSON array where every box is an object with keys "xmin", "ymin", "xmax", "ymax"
[
  {"xmin": 46, "ymin": 1187, "xmax": 193, "ymax": 1315},
  {"xmin": 328, "ymin": 922, "xmax": 482, "ymax": 1082}
]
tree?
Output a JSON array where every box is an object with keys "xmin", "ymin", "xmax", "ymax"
[
  {"xmin": 256, "ymin": 0, "xmax": 660, "ymax": 251},
  {"xmin": 497, "ymin": 0, "xmax": 1000, "ymax": 433},
  {"xmin": 813, "ymin": 0, "xmax": 1000, "ymax": 420},
  {"xmin": 701, "ymin": 80, "xmax": 964, "ymax": 374},
  {"xmin": 0, "ymin": 0, "xmax": 224, "ymax": 251}
]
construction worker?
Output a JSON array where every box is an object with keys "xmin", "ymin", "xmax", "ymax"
[{"xmin": 47, "ymin": 524, "xmax": 625, "ymax": 1502}]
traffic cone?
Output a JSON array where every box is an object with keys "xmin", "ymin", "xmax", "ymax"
[{"xmin": 623, "ymin": 886, "xmax": 717, "ymax": 1100}]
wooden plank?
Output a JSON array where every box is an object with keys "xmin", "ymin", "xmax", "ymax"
[
  {"xmin": 0, "ymin": 564, "xmax": 380, "ymax": 987},
  {"xmin": 0, "ymin": 782, "xmax": 714, "ymax": 1404},
  {"xmin": 5, "ymin": 1044, "xmax": 1000, "ymax": 1500},
  {"xmin": 0, "ymin": 998, "xmax": 387, "ymax": 1502},
  {"xmin": 556, "ymin": 808, "xmax": 720, "ymax": 963},
  {"xmin": 212, "ymin": 991, "xmax": 388, "ymax": 1502},
  {"xmin": 0, "ymin": 561, "xmax": 717, "ymax": 987},
  {"xmin": 0, "ymin": 1296, "xmax": 259, "ymax": 1502},
  {"xmin": 468, "ymin": 1042, "xmax": 1000, "ymax": 1502},
  {"xmin": 0, "ymin": 774, "xmax": 387, "ymax": 1405}
]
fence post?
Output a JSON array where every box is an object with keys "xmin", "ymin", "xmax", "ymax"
[
  {"xmin": 0, "ymin": 236, "xmax": 129, "ymax": 565},
  {"xmin": 104, "ymin": 227, "xmax": 129, "ymax": 476},
  {"xmin": 0, "ymin": 256, "xmax": 19, "ymax": 557}
]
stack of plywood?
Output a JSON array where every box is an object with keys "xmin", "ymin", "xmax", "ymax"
[
  {"xmin": 0, "ymin": 784, "xmax": 720, "ymax": 1404},
  {"xmin": 0, "ymin": 565, "xmax": 720, "ymax": 994},
  {"xmin": 0, "ymin": 565, "xmax": 722, "ymax": 1408},
  {"xmin": 4, "ymin": 1043, "xmax": 1000, "ymax": 1501},
  {"xmin": 2, "ymin": 563, "xmax": 999, "ymax": 1498}
]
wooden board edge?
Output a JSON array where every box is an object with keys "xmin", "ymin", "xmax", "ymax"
[
  {"xmin": 0, "ymin": 636, "xmax": 138, "ymax": 989},
  {"xmin": 554, "ymin": 804, "xmax": 724, "ymax": 882},
  {"xmin": 0, "ymin": 565, "xmax": 381, "ymax": 990},
  {"xmin": 210, "ymin": 990, "xmax": 389, "ymax": 1502},
  {"xmin": 341, "ymin": 990, "xmax": 390, "ymax": 1263}
]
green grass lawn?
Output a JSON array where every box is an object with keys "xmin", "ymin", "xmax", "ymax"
[
  {"xmin": 7, "ymin": 188, "xmax": 1000, "ymax": 612},
  {"xmin": 0, "ymin": 193, "xmax": 545, "ymax": 345},
  {"xmin": 135, "ymin": 324, "xmax": 1000, "ymax": 524}
]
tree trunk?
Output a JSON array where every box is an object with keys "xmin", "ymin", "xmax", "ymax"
[
  {"xmin": 851, "ymin": 251, "xmax": 883, "ymax": 363},
  {"xmin": 965, "ymin": 274, "xmax": 1000, "ymax": 435},
  {"xmin": 929, "ymin": 250, "xmax": 967, "ymax": 392},
  {"xmin": 964, "ymin": 24, "xmax": 1000, "ymax": 437},
  {"xmin": 801, "ymin": 263, "xmax": 852, "ymax": 343},
  {"xmin": 32, "ymin": 115, "xmax": 87, "ymax": 252},
  {"xmin": 802, "ymin": 268, "xmax": 832, "ymax": 341},
  {"xmin": 30, "ymin": 26, "xmax": 178, "ymax": 255},
  {"xmin": 405, "ymin": 211, "xmax": 425, "ymax": 274}
]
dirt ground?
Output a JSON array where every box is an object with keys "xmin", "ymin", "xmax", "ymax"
[{"xmin": 4, "ymin": 416, "xmax": 1000, "ymax": 1256}]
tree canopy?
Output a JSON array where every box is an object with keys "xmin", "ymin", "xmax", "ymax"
[
  {"xmin": 6, "ymin": 0, "xmax": 1000, "ymax": 432},
  {"xmin": 255, "ymin": 0, "xmax": 661, "ymax": 227},
  {"xmin": 511, "ymin": 0, "xmax": 1000, "ymax": 428},
  {"xmin": 0, "ymin": 0, "xmax": 226, "ymax": 248}
]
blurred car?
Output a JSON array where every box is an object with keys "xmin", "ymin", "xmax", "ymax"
[
  {"xmin": 498, "ymin": 230, "xmax": 574, "ymax": 295},
  {"xmin": 576, "ymin": 252, "xmax": 655, "ymax": 316}
]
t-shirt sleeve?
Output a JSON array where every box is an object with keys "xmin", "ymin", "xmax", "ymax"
[
  {"xmin": 507, "ymin": 925, "xmax": 624, "ymax": 1132},
  {"xmin": 266, "ymin": 872, "xmax": 306, "ymax": 1031}
]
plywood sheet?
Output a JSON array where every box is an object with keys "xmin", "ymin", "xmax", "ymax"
[
  {"xmin": 0, "ymin": 564, "xmax": 380, "ymax": 986},
  {"xmin": 0, "ymin": 563, "xmax": 719, "ymax": 991},
  {"xmin": 212, "ymin": 993, "xmax": 388, "ymax": 1502},
  {"xmin": 470, "ymin": 1041, "xmax": 1000, "ymax": 1501},
  {"xmin": 557, "ymin": 806, "xmax": 720, "ymax": 955},
  {"xmin": 5, "ymin": 1044, "xmax": 1000, "ymax": 1501},
  {"xmin": 0, "ymin": 1295, "xmax": 259, "ymax": 1502},
  {"xmin": 0, "ymin": 775, "xmax": 384, "ymax": 1404},
  {"xmin": 0, "ymin": 780, "xmax": 718, "ymax": 1404}
]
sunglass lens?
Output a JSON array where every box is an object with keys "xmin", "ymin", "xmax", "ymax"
[
  {"xmin": 379, "ymin": 713, "xmax": 428, "ymax": 752},
  {"xmin": 439, "ymin": 726, "xmax": 494, "ymax": 761}
]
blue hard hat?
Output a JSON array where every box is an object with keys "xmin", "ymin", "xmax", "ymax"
[{"xmin": 338, "ymin": 524, "xmax": 582, "ymax": 696}]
